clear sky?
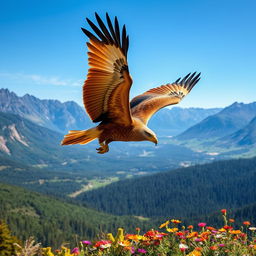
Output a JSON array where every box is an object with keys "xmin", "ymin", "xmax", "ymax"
[{"xmin": 0, "ymin": 0, "xmax": 255, "ymax": 108}]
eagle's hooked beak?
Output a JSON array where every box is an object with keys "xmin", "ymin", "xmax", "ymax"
[{"xmin": 152, "ymin": 136, "xmax": 158, "ymax": 146}]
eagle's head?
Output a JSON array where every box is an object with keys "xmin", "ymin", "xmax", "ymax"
[{"xmin": 142, "ymin": 127, "xmax": 158, "ymax": 145}]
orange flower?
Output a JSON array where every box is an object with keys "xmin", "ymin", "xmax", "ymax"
[
  {"xmin": 229, "ymin": 230, "xmax": 241, "ymax": 234},
  {"xmin": 186, "ymin": 232, "xmax": 198, "ymax": 239},
  {"xmin": 206, "ymin": 226, "xmax": 216, "ymax": 231},
  {"xmin": 210, "ymin": 246, "xmax": 218, "ymax": 250},
  {"xmin": 229, "ymin": 219, "xmax": 235, "ymax": 223},
  {"xmin": 171, "ymin": 219, "xmax": 182, "ymax": 224},
  {"xmin": 243, "ymin": 221, "xmax": 251, "ymax": 226},
  {"xmin": 188, "ymin": 225, "xmax": 194, "ymax": 229}
]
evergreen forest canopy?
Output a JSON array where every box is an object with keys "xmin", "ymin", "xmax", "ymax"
[{"xmin": 78, "ymin": 157, "xmax": 256, "ymax": 219}]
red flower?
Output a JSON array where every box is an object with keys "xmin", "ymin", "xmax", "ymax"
[{"xmin": 221, "ymin": 209, "xmax": 227, "ymax": 215}]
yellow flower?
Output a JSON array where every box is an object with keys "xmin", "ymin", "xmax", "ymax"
[
  {"xmin": 187, "ymin": 249, "xmax": 202, "ymax": 256},
  {"xmin": 107, "ymin": 233, "xmax": 115, "ymax": 242},
  {"xmin": 166, "ymin": 228, "xmax": 178, "ymax": 233},
  {"xmin": 42, "ymin": 247, "xmax": 54, "ymax": 256},
  {"xmin": 171, "ymin": 219, "xmax": 181, "ymax": 224},
  {"xmin": 159, "ymin": 220, "xmax": 170, "ymax": 229}
]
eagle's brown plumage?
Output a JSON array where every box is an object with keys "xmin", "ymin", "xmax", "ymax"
[{"xmin": 61, "ymin": 13, "xmax": 201, "ymax": 154}]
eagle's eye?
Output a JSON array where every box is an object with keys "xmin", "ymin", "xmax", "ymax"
[{"xmin": 144, "ymin": 131, "xmax": 153, "ymax": 137}]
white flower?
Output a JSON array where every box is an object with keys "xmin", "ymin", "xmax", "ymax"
[
  {"xmin": 249, "ymin": 227, "xmax": 256, "ymax": 231},
  {"xmin": 179, "ymin": 243, "xmax": 188, "ymax": 249}
]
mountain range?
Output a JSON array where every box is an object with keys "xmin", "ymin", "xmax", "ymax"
[
  {"xmin": 0, "ymin": 88, "xmax": 91, "ymax": 133},
  {"xmin": 177, "ymin": 102, "xmax": 256, "ymax": 140},
  {"xmin": 0, "ymin": 88, "xmax": 221, "ymax": 135},
  {"xmin": 175, "ymin": 102, "xmax": 256, "ymax": 155}
]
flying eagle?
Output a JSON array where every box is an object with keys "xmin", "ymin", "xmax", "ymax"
[{"xmin": 61, "ymin": 13, "xmax": 201, "ymax": 154}]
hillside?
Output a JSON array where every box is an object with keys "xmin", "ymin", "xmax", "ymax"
[
  {"xmin": 77, "ymin": 157, "xmax": 256, "ymax": 219},
  {"xmin": 0, "ymin": 183, "xmax": 153, "ymax": 248},
  {"xmin": 177, "ymin": 102, "xmax": 256, "ymax": 140},
  {"xmin": 216, "ymin": 116, "xmax": 256, "ymax": 147},
  {"xmin": 0, "ymin": 111, "xmax": 213, "ymax": 177}
]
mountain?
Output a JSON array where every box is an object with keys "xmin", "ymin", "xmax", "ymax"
[
  {"xmin": 0, "ymin": 182, "xmax": 153, "ymax": 248},
  {"xmin": 216, "ymin": 116, "xmax": 256, "ymax": 147},
  {"xmin": 0, "ymin": 88, "xmax": 91, "ymax": 133},
  {"xmin": 77, "ymin": 157, "xmax": 256, "ymax": 219},
  {"xmin": 0, "ymin": 88, "xmax": 221, "ymax": 136},
  {"xmin": 176, "ymin": 102, "xmax": 256, "ymax": 140},
  {"xmin": 149, "ymin": 107, "xmax": 221, "ymax": 135}
]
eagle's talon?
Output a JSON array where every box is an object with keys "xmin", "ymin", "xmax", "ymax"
[{"xmin": 96, "ymin": 144, "xmax": 109, "ymax": 154}]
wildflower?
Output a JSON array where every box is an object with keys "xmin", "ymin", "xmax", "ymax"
[
  {"xmin": 229, "ymin": 218, "xmax": 235, "ymax": 223},
  {"xmin": 249, "ymin": 227, "xmax": 256, "ymax": 231},
  {"xmin": 198, "ymin": 223, "xmax": 206, "ymax": 228},
  {"xmin": 187, "ymin": 249, "xmax": 202, "ymax": 256},
  {"xmin": 118, "ymin": 240, "xmax": 131, "ymax": 247},
  {"xmin": 179, "ymin": 243, "xmax": 188, "ymax": 252},
  {"xmin": 137, "ymin": 248, "xmax": 147, "ymax": 253},
  {"xmin": 243, "ymin": 221, "xmax": 251, "ymax": 226},
  {"xmin": 188, "ymin": 225, "xmax": 194, "ymax": 230},
  {"xmin": 186, "ymin": 232, "xmax": 198, "ymax": 238},
  {"xmin": 171, "ymin": 219, "xmax": 182, "ymax": 224},
  {"xmin": 166, "ymin": 228, "xmax": 178, "ymax": 233},
  {"xmin": 42, "ymin": 247, "xmax": 54, "ymax": 256},
  {"xmin": 125, "ymin": 246, "xmax": 135, "ymax": 253},
  {"xmin": 159, "ymin": 220, "xmax": 169, "ymax": 229},
  {"xmin": 71, "ymin": 247, "xmax": 80, "ymax": 255},
  {"xmin": 107, "ymin": 233, "xmax": 115, "ymax": 242},
  {"xmin": 206, "ymin": 226, "xmax": 216, "ymax": 231},
  {"xmin": 94, "ymin": 240, "xmax": 112, "ymax": 249},
  {"xmin": 176, "ymin": 232, "xmax": 184, "ymax": 237},
  {"xmin": 82, "ymin": 240, "xmax": 92, "ymax": 245},
  {"xmin": 229, "ymin": 230, "xmax": 242, "ymax": 234},
  {"xmin": 223, "ymin": 225, "xmax": 233, "ymax": 230},
  {"xmin": 218, "ymin": 244, "xmax": 225, "ymax": 247},
  {"xmin": 221, "ymin": 209, "xmax": 227, "ymax": 215},
  {"xmin": 210, "ymin": 245, "xmax": 218, "ymax": 250},
  {"xmin": 126, "ymin": 234, "xmax": 146, "ymax": 241}
]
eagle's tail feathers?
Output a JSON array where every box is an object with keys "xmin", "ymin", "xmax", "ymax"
[{"xmin": 61, "ymin": 127, "xmax": 100, "ymax": 145}]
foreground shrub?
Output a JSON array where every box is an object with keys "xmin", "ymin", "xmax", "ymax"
[{"xmin": 0, "ymin": 220, "xmax": 20, "ymax": 256}]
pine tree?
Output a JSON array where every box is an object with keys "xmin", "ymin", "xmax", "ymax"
[{"xmin": 0, "ymin": 220, "xmax": 20, "ymax": 256}]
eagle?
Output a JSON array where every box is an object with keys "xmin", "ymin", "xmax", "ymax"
[{"xmin": 61, "ymin": 13, "xmax": 201, "ymax": 154}]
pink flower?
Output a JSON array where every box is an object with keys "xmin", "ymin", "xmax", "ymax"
[
  {"xmin": 198, "ymin": 222, "xmax": 207, "ymax": 227},
  {"xmin": 137, "ymin": 248, "xmax": 147, "ymax": 253},
  {"xmin": 82, "ymin": 240, "xmax": 92, "ymax": 245},
  {"xmin": 71, "ymin": 247, "xmax": 80, "ymax": 255},
  {"xmin": 219, "ymin": 244, "xmax": 225, "ymax": 247}
]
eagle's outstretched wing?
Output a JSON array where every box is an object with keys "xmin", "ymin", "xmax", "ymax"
[
  {"xmin": 82, "ymin": 13, "xmax": 133, "ymax": 126},
  {"xmin": 130, "ymin": 72, "xmax": 201, "ymax": 124}
]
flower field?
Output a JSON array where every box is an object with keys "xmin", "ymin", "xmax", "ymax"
[{"xmin": 17, "ymin": 210, "xmax": 256, "ymax": 256}]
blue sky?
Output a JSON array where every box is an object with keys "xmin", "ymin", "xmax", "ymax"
[{"xmin": 0, "ymin": 0, "xmax": 255, "ymax": 108}]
